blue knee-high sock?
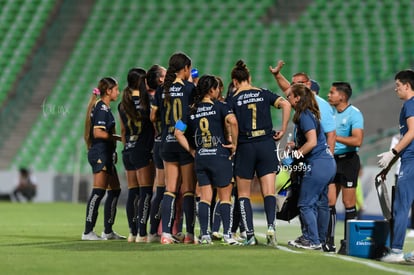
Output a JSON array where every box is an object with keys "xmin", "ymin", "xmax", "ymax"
[
  {"xmin": 104, "ymin": 189, "xmax": 121, "ymax": 234},
  {"xmin": 263, "ymin": 195, "xmax": 276, "ymax": 228},
  {"xmin": 344, "ymin": 206, "xmax": 357, "ymax": 240},
  {"xmin": 212, "ymin": 200, "xmax": 221, "ymax": 232},
  {"xmin": 138, "ymin": 186, "xmax": 153, "ymax": 237},
  {"xmin": 149, "ymin": 186, "xmax": 165, "ymax": 234},
  {"xmin": 220, "ymin": 201, "xmax": 232, "ymax": 237},
  {"xmin": 198, "ymin": 201, "xmax": 210, "ymax": 236},
  {"xmin": 183, "ymin": 193, "xmax": 195, "ymax": 234},
  {"xmin": 239, "ymin": 197, "xmax": 254, "ymax": 239},
  {"xmin": 84, "ymin": 188, "xmax": 105, "ymax": 234},
  {"xmin": 126, "ymin": 187, "xmax": 139, "ymax": 236},
  {"xmin": 161, "ymin": 192, "xmax": 176, "ymax": 234}
]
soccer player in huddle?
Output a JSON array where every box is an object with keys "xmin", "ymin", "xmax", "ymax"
[
  {"xmin": 118, "ymin": 68, "xmax": 155, "ymax": 243},
  {"xmin": 226, "ymin": 60, "xmax": 291, "ymax": 246},
  {"xmin": 174, "ymin": 75, "xmax": 239, "ymax": 245},
  {"xmin": 151, "ymin": 52, "xmax": 197, "ymax": 244},
  {"xmin": 82, "ymin": 77, "xmax": 125, "ymax": 241},
  {"xmin": 147, "ymin": 64, "xmax": 167, "ymax": 242}
]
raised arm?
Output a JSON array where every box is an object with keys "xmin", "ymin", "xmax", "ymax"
[{"xmin": 269, "ymin": 60, "xmax": 291, "ymax": 96}]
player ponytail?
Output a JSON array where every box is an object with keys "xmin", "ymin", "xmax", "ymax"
[
  {"xmin": 291, "ymin": 83, "xmax": 320, "ymax": 124},
  {"xmin": 84, "ymin": 77, "xmax": 118, "ymax": 149},
  {"xmin": 231, "ymin": 59, "xmax": 250, "ymax": 83},
  {"xmin": 120, "ymin": 68, "xmax": 148, "ymax": 121},
  {"xmin": 163, "ymin": 52, "xmax": 192, "ymax": 102},
  {"xmin": 191, "ymin": 75, "xmax": 219, "ymax": 114}
]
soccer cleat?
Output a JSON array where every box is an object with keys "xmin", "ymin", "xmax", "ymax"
[
  {"xmin": 135, "ymin": 235, "xmax": 148, "ymax": 243},
  {"xmin": 198, "ymin": 235, "xmax": 213, "ymax": 245},
  {"xmin": 127, "ymin": 234, "xmax": 136, "ymax": 243},
  {"xmin": 337, "ymin": 239, "xmax": 347, "ymax": 255},
  {"xmin": 82, "ymin": 231, "xmax": 104, "ymax": 241},
  {"xmin": 147, "ymin": 233, "xmax": 161, "ymax": 243},
  {"xmin": 173, "ymin": 232, "xmax": 185, "ymax": 243},
  {"xmin": 160, "ymin": 233, "xmax": 177, "ymax": 244},
  {"xmin": 322, "ymin": 242, "xmax": 336, "ymax": 253},
  {"xmin": 288, "ymin": 235, "xmax": 304, "ymax": 247},
  {"xmin": 243, "ymin": 236, "xmax": 258, "ymax": 246},
  {"xmin": 381, "ymin": 249, "xmax": 404, "ymax": 263},
  {"xmin": 211, "ymin": 232, "xmax": 223, "ymax": 241},
  {"xmin": 101, "ymin": 231, "xmax": 126, "ymax": 240},
  {"xmin": 294, "ymin": 238, "xmax": 321, "ymax": 250},
  {"xmin": 266, "ymin": 226, "xmax": 277, "ymax": 247},
  {"xmin": 184, "ymin": 233, "xmax": 195, "ymax": 244},
  {"xmin": 223, "ymin": 235, "xmax": 241, "ymax": 246}
]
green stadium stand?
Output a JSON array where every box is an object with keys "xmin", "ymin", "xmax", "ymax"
[
  {"xmin": 10, "ymin": 0, "xmax": 414, "ymax": 173},
  {"xmin": 0, "ymin": 0, "xmax": 55, "ymax": 107}
]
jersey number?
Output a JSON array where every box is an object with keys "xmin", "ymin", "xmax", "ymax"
[
  {"xmin": 165, "ymin": 98, "xmax": 183, "ymax": 132},
  {"xmin": 248, "ymin": 103, "xmax": 257, "ymax": 130},
  {"xmin": 199, "ymin": 117, "xmax": 212, "ymax": 148}
]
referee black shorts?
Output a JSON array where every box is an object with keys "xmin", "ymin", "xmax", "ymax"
[{"xmin": 332, "ymin": 152, "xmax": 360, "ymax": 188}]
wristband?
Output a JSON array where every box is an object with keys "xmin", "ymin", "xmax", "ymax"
[
  {"xmin": 175, "ymin": 119, "xmax": 187, "ymax": 132},
  {"xmin": 391, "ymin": 148, "xmax": 398, "ymax": 155}
]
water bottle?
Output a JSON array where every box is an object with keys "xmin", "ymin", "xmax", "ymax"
[{"xmin": 282, "ymin": 133, "xmax": 294, "ymax": 166}]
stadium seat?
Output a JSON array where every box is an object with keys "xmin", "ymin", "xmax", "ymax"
[{"xmin": 10, "ymin": 0, "xmax": 414, "ymax": 172}]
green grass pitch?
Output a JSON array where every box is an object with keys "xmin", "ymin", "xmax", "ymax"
[{"xmin": 1, "ymin": 202, "xmax": 413, "ymax": 274}]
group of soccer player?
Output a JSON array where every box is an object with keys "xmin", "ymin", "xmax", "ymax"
[{"xmin": 79, "ymin": 50, "xmax": 414, "ymax": 262}]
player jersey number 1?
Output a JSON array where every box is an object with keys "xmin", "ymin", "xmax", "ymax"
[{"xmin": 248, "ymin": 103, "xmax": 257, "ymax": 130}]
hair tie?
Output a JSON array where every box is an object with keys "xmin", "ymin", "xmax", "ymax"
[{"xmin": 92, "ymin": 88, "xmax": 100, "ymax": 95}]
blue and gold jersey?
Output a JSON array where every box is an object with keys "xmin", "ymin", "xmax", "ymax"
[
  {"xmin": 118, "ymin": 92, "xmax": 154, "ymax": 151},
  {"xmin": 155, "ymin": 78, "xmax": 196, "ymax": 152},
  {"xmin": 227, "ymin": 87, "xmax": 281, "ymax": 143},
  {"xmin": 90, "ymin": 99, "xmax": 116, "ymax": 152},
  {"xmin": 186, "ymin": 99, "xmax": 234, "ymax": 159},
  {"xmin": 150, "ymin": 86, "xmax": 163, "ymax": 140}
]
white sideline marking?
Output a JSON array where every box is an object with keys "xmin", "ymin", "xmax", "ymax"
[
  {"xmin": 255, "ymin": 232, "xmax": 302, "ymax": 254},
  {"xmin": 324, "ymin": 254, "xmax": 414, "ymax": 275},
  {"xmin": 255, "ymin": 218, "xmax": 414, "ymax": 274}
]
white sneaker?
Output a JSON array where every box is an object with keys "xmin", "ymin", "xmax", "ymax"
[
  {"xmin": 101, "ymin": 231, "xmax": 126, "ymax": 240},
  {"xmin": 82, "ymin": 231, "xmax": 104, "ymax": 241},
  {"xmin": 407, "ymin": 229, "xmax": 414, "ymax": 238},
  {"xmin": 223, "ymin": 235, "xmax": 241, "ymax": 246},
  {"xmin": 135, "ymin": 235, "xmax": 148, "ymax": 243},
  {"xmin": 381, "ymin": 249, "xmax": 404, "ymax": 263},
  {"xmin": 127, "ymin": 234, "xmax": 136, "ymax": 243},
  {"xmin": 198, "ymin": 235, "xmax": 213, "ymax": 245},
  {"xmin": 233, "ymin": 231, "xmax": 247, "ymax": 241},
  {"xmin": 147, "ymin": 233, "xmax": 161, "ymax": 243},
  {"xmin": 174, "ymin": 232, "xmax": 185, "ymax": 243},
  {"xmin": 266, "ymin": 226, "xmax": 277, "ymax": 247},
  {"xmin": 211, "ymin": 231, "xmax": 223, "ymax": 240}
]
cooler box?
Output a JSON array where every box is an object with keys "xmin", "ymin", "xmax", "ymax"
[{"xmin": 346, "ymin": 220, "xmax": 390, "ymax": 259}]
